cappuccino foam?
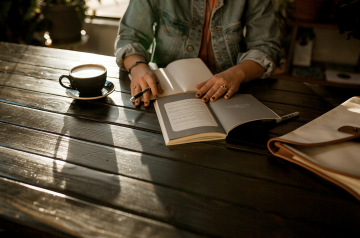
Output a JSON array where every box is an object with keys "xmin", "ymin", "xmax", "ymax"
[{"xmin": 72, "ymin": 66, "xmax": 105, "ymax": 78}]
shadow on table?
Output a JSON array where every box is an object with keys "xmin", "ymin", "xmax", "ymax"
[
  {"xmin": 52, "ymin": 98, "xmax": 121, "ymax": 203},
  {"xmin": 117, "ymin": 75, "xmax": 246, "ymax": 236}
]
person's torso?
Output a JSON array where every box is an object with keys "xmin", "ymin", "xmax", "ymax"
[{"xmin": 149, "ymin": 0, "xmax": 248, "ymax": 73}]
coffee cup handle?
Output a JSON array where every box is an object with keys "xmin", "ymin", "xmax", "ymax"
[{"xmin": 59, "ymin": 75, "xmax": 73, "ymax": 89}]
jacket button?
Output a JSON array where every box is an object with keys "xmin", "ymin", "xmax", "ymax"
[
  {"xmin": 187, "ymin": 45, "xmax": 194, "ymax": 52},
  {"xmin": 194, "ymin": 19, "xmax": 200, "ymax": 25}
]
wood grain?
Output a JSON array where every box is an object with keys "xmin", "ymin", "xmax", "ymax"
[
  {"xmin": 0, "ymin": 177, "xmax": 200, "ymax": 238},
  {"xmin": 0, "ymin": 44, "xmax": 120, "ymax": 78},
  {"xmin": 0, "ymin": 42, "xmax": 118, "ymax": 68},
  {"xmin": 1, "ymin": 42, "xmax": 358, "ymax": 238},
  {"xmin": 1, "ymin": 145, "xmax": 359, "ymax": 237},
  {"xmin": 1, "ymin": 121, "xmax": 349, "ymax": 204},
  {"xmin": 0, "ymin": 85, "xmax": 319, "ymax": 140}
]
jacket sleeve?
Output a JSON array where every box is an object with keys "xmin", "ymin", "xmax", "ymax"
[
  {"xmin": 238, "ymin": 0, "xmax": 282, "ymax": 78},
  {"xmin": 114, "ymin": 0, "xmax": 156, "ymax": 71}
]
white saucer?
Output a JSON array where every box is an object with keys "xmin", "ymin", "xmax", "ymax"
[{"xmin": 66, "ymin": 81, "xmax": 115, "ymax": 100}]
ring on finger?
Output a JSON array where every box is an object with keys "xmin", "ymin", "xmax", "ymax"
[
  {"xmin": 220, "ymin": 84, "xmax": 227, "ymax": 90},
  {"xmin": 133, "ymin": 85, "xmax": 138, "ymax": 90}
]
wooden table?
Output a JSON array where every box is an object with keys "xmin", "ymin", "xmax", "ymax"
[{"xmin": 0, "ymin": 42, "xmax": 359, "ymax": 238}]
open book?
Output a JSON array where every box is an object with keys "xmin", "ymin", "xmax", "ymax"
[
  {"xmin": 268, "ymin": 97, "xmax": 360, "ymax": 201},
  {"xmin": 155, "ymin": 93, "xmax": 280, "ymax": 146},
  {"xmin": 130, "ymin": 58, "xmax": 213, "ymax": 99}
]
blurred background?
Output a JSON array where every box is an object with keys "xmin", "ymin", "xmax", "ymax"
[{"xmin": 0, "ymin": 0, "xmax": 359, "ymax": 87}]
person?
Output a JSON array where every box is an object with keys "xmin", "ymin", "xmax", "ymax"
[{"xmin": 114, "ymin": 0, "xmax": 281, "ymax": 107}]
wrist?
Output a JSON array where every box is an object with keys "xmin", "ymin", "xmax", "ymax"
[{"xmin": 128, "ymin": 61, "xmax": 147, "ymax": 75}]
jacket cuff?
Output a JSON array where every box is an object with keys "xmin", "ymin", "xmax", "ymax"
[
  {"xmin": 115, "ymin": 43, "xmax": 151, "ymax": 71},
  {"xmin": 237, "ymin": 50, "xmax": 277, "ymax": 79}
]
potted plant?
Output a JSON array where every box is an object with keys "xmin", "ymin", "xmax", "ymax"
[
  {"xmin": 0, "ymin": 0, "xmax": 48, "ymax": 45},
  {"xmin": 41, "ymin": 0, "xmax": 91, "ymax": 44}
]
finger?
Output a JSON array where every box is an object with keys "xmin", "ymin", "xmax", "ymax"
[
  {"xmin": 139, "ymin": 81, "xmax": 151, "ymax": 107},
  {"xmin": 146, "ymin": 75, "xmax": 160, "ymax": 99},
  {"xmin": 133, "ymin": 84, "xmax": 142, "ymax": 106},
  {"xmin": 131, "ymin": 83, "xmax": 139, "ymax": 97},
  {"xmin": 210, "ymin": 85, "xmax": 227, "ymax": 102},
  {"xmin": 202, "ymin": 83, "xmax": 222, "ymax": 102},
  {"xmin": 157, "ymin": 81, "xmax": 164, "ymax": 94},
  {"xmin": 195, "ymin": 81, "xmax": 207, "ymax": 90},
  {"xmin": 196, "ymin": 78, "xmax": 216, "ymax": 98},
  {"xmin": 224, "ymin": 87, "xmax": 237, "ymax": 99}
]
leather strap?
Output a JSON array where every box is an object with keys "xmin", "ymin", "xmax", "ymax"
[{"xmin": 128, "ymin": 61, "xmax": 147, "ymax": 75}]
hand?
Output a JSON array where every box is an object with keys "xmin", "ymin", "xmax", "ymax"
[
  {"xmin": 195, "ymin": 60, "xmax": 266, "ymax": 102},
  {"xmin": 195, "ymin": 68, "xmax": 243, "ymax": 103},
  {"xmin": 130, "ymin": 64, "xmax": 164, "ymax": 107}
]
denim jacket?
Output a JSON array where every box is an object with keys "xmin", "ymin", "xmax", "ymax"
[{"xmin": 115, "ymin": 0, "xmax": 281, "ymax": 78}]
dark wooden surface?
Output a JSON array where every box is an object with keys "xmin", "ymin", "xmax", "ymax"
[{"xmin": 0, "ymin": 42, "xmax": 359, "ymax": 238}]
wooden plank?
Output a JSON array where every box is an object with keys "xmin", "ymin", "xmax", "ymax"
[
  {"xmin": 0, "ymin": 72, "xmax": 151, "ymax": 112},
  {"xmin": 0, "ymin": 121, "xmax": 268, "ymax": 181},
  {"xmin": 0, "ymin": 177, "xmax": 200, "ymax": 238},
  {"xmin": 0, "ymin": 122, "xmax": 355, "ymax": 210},
  {"xmin": 0, "ymin": 86, "xmax": 160, "ymax": 132},
  {"xmin": 0, "ymin": 84, "xmax": 323, "ymax": 160},
  {"xmin": 0, "ymin": 100, "xmax": 275, "ymax": 159},
  {"xmin": 0, "ymin": 50, "xmax": 120, "ymax": 79},
  {"xmin": 0, "ymin": 53, "xmax": 334, "ymax": 112},
  {"xmin": 0, "ymin": 121, "xmax": 344, "ymax": 204},
  {"xmin": 0, "ymin": 42, "xmax": 329, "ymax": 96},
  {"xmin": 0, "ymin": 58, "xmax": 319, "ymax": 102},
  {"xmin": 0, "ymin": 85, "xmax": 276, "ymax": 155},
  {"xmin": 0, "ymin": 70, "xmax": 328, "ymax": 125},
  {"xmin": 0, "ymin": 42, "xmax": 118, "ymax": 68},
  {"xmin": 0, "ymin": 63, "xmax": 333, "ymax": 112},
  {"xmin": 0, "ymin": 85, "xmax": 317, "ymax": 140},
  {"xmin": 0, "ymin": 75, "xmax": 329, "ymax": 155},
  {"xmin": 0, "ymin": 58, "xmax": 128, "ymax": 87},
  {"xmin": 246, "ymin": 77, "xmax": 317, "ymax": 95},
  {"xmin": 0, "ymin": 146, "xmax": 358, "ymax": 237},
  {"xmin": 0, "ymin": 60, "xmax": 127, "ymax": 96},
  {"xmin": 0, "ymin": 83, "xmax": 297, "ymax": 151},
  {"xmin": 304, "ymin": 83, "xmax": 359, "ymax": 107}
]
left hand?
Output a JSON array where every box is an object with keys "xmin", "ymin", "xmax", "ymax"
[
  {"xmin": 195, "ymin": 68, "xmax": 243, "ymax": 102},
  {"xmin": 196, "ymin": 60, "xmax": 266, "ymax": 102}
]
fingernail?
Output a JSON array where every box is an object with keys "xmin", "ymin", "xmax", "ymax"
[
  {"xmin": 211, "ymin": 97, "xmax": 215, "ymax": 101},
  {"xmin": 154, "ymin": 95, "xmax": 158, "ymax": 99},
  {"xmin": 136, "ymin": 100, "xmax": 139, "ymax": 103},
  {"xmin": 203, "ymin": 97, "xmax": 207, "ymax": 101},
  {"xmin": 145, "ymin": 101, "xmax": 148, "ymax": 105},
  {"xmin": 225, "ymin": 95, "xmax": 229, "ymax": 98},
  {"xmin": 196, "ymin": 93, "xmax": 200, "ymax": 97}
]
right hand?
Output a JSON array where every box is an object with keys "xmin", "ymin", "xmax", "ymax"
[{"xmin": 130, "ymin": 64, "xmax": 164, "ymax": 107}]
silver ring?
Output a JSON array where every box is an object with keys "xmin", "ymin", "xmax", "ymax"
[{"xmin": 220, "ymin": 84, "xmax": 227, "ymax": 90}]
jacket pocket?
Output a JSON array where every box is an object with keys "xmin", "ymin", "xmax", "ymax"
[
  {"xmin": 224, "ymin": 23, "xmax": 243, "ymax": 63},
  {"xmin": 161, "ymin": 14, "xmax": 189, "ymax": 38},
  {"xmin": 224, "ymin": 23, "xmax": 242, "ymax": 43},
  {"xmin": 156, "ymin": 13, "xmax": 190, "ymax": 62}
]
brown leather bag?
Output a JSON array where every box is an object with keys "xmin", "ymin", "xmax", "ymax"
[{"xmin": 268, "ymin": 97, "xmax": 360, "ymax": 200}]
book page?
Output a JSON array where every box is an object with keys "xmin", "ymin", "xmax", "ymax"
[
  {"xmin": 156, "ymin": 93, "xmax": 226, "ymax": 141},
  {"xmin": 164, "ymin": 99, "xmax": 218, "ymax": 132},
  {"xmin": 128, "ymin": 68, "xmax": 183, "ymax": 100},
  {"xmin": 209, "ymin": 94, "xmax": 280, "ymax": 133},
  {"xmin": 153, "ymin": 68, "xmax": 183, "ymax": 97},
  {"xmin": 165, "ymin": 58, "xmax": 213, "ymax": 93}
]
